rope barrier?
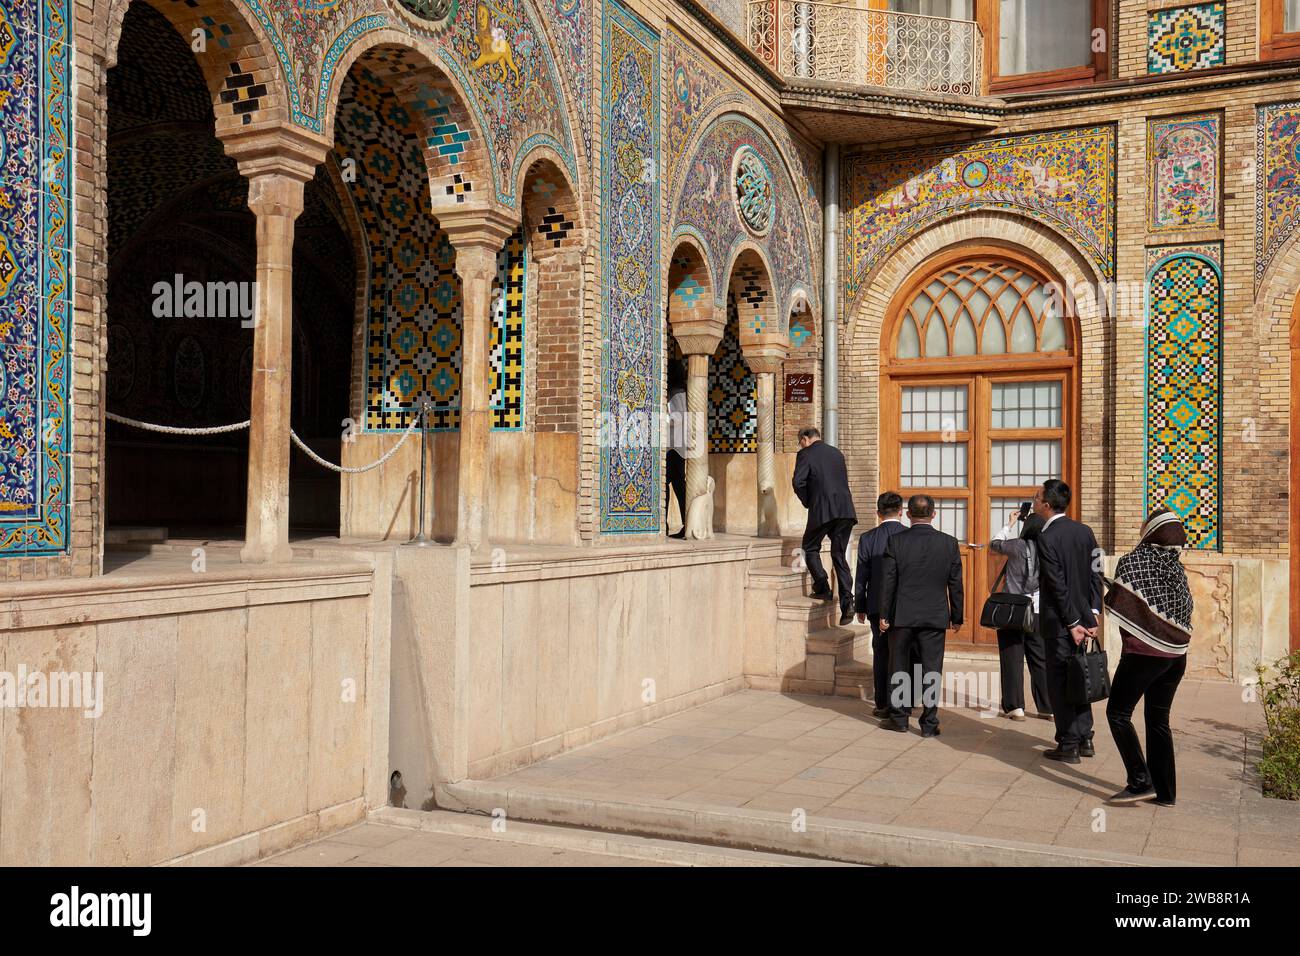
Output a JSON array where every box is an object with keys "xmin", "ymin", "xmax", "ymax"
[
  {"xmin": 107, "ymin": 408, "xmax": 424, "ymax": 475},
  {"xmin": 105, "ymin": 411, "xmax": 250, "ymax": 435},
  {"xmin": 290, "ymin": 409, "xmax": 423, "ymax": 474}
]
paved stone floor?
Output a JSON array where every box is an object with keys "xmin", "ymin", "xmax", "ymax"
[
  {"xmin": 475, "ymin": 683, "xmax": 1300, "ymax": 866},
  {"xmin": 259, "ymin": 812, "xmax": 851, "ymax": 866}
]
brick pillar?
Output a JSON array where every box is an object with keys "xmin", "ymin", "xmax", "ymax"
[{"xmin": 1291, "ymin": 294, "xmax": 1300, "ymax": 651}]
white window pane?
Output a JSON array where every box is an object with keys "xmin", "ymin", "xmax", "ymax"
[
  {"xmin": 902, "ymin": 386, "xmax": 967, "ymax": 432},
  {"xmin": 925, "ymin": 316, "xmax": 949, "ymax": 357},
  {"xmin": 932, "ymin": 499, "xmax": 968, "ymax": 541},
  {"xmin": 1041, "ymin": 310, "xmax": 1066, "ymax": 351},
  {"xmin": 999, "ymin": 0, "xmax": 1092, "ymax": 76},
  {"xmin": 901, "ymin": 442, "xmax": 968, "ymax": 485},
  {"xmin": 1010, "ymin": 308, "xmax": 1036, "ymax": 352},
  {"xmin": 1289, "ymin": 0, "xmax": 1300, "ymax": 32},
  {"xmin": 938, "ymin": 289, "xmax": 962, "ymax": 321},
  {"xmin": 990, "ymin": 381, "xmax": 1061, "ymax": 429},
  {"xmin": 982, "ymin": 315, "xmax": 1007, "ymax": 355},
  {"xmin": 953, "ymin": 312, "xmax": 978, "ymax": 355},
  {"xmin": 990, "ymin": 440, "xmax": 1061, "ymax": 486},
  {"xmin": 897, "ymin": 314, "xmax": 921, "ymax": 358}
]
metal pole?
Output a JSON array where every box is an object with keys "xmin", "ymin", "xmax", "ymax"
[
  {"xmin": 407, "ymin": 400, "xmax": 431, "ymax": 547},
  {"xmin": 822, "ymin": 143, "xmax": 840, "ymax": 446}
]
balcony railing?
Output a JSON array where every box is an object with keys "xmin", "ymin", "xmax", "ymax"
[{"xmin": 747, "ymin": 1, "xmax": 985, "ymax": 97}]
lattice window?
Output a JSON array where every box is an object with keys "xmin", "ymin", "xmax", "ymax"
[{"xmin": 893, "ymin": 259, "xmax": 1068, "ymax": 360}]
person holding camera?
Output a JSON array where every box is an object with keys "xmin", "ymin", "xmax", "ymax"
[{"xmin": 989, "ymin": 503, "xmax": 1051, "ymax": 721}]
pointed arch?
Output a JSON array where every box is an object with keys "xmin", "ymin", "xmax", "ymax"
[
  {"xmin": 320, "ymin": 33, "xmax": 496, "ymax": 218},
  {"xmin": 104, "ymin": 0, "xmax": 292, "ymax": 136}
]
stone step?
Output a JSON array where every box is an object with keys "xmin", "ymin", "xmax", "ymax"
[{"xmin": 104, "ymin": 525, "xmax": 169, "ymax": 545}]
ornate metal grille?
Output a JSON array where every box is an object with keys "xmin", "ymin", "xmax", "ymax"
[{"xmin": 746, "ymin": 0, "xmax": 984, "ymax": 96}]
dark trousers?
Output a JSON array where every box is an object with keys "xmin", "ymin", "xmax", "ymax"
[
  {"xmin": 665, "ymin": 450, "xmax": 686, "ymax": 533},
  {"xmin": 870, "ymin": 616, "xmax": 889, "ymax": 710},
  {"xmin": 997, "ymin": 626, "xmax": 1052, "ymax": 714},
  {"xmin": 871, "ymin": 615, "xmax": 920, "ymax": 711},
  {"xmin": 802, "ymin": 518, "xmax": 854, "ymax": 613},
  {"xmin": 888, "ymin": 627, "xmax": 945, "ymax": 734},
  {"xmin": 1106, "ymin": 653, "xmax": 1186, "ymax": 802},
  {"xmin": 1044, "ymin": 630, "xmax": 1094, "ymax": 749}
]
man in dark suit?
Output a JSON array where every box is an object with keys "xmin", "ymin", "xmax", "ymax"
[
  {"xmin": 1033, "ymin": 478, "xmax": 1104, "ymax": 764},
  {"xmin": 854, "ymin": 491, "xmax": 909, "ymax": 718},
  {"xmin": 879, "ymin": 494, "xmax": 964, "ymax": 737},
  {"xmin": 793, "ymin": 427, "xmax": 858, "ymax": 626}
]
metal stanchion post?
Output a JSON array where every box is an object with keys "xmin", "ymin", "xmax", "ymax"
[{"xmin": 406, "ymin": 400, "xmax": 432, "ymax": 547}]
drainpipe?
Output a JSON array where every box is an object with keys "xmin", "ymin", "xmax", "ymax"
[{"xmin": 822, "ymin": 143, "xmax": 839, "ymax": 446}]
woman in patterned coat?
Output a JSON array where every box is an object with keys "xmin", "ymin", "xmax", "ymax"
[{"xmin": 1103, "ymin": 508, "xmax": 1194, "ymax": 807}]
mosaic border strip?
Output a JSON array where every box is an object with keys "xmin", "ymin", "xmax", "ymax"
[
  {"xmin": 599, "ymin": 0, "xmax": 661, "ymax": 534},
  {"xmin": 1144, "ymin": 242, "xmax": 1222, "ymax": 551}
]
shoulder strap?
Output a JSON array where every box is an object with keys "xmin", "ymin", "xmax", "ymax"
[{"xmin": 988, "ymin": 561, "xmax": 1009, "ymax": 597}]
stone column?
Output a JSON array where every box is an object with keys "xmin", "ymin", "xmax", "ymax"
[
  {"xmin": 240, "ymin": 171, "xmax": 307, "ymax": 564},
  {"xmin": 746, "ymin": 345, "xmax": 788, "ymax": 539},
  {"xmin": 225, "ymin": 130, "xmax": 327, "ymax": 564},
  {"xmin": 684, "ymin": 352, "xmax": 710, "ymax": 526},
  {"xmin": 441, "ymin": 209, "xmax": 517, "ymax": 552},
  {"xmin": 673, "ymin": 319, "xmax": 723, "ymax": 539}
]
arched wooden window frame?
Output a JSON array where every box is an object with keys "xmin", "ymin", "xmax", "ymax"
[{"xmin": 879, "ymin": 245, "xmax": 1082, "ymax": 646}]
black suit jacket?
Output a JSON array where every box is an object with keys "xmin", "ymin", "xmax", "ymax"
[
  {"xmin": 880, "ymin": 524, "xmax": 964, "ymax": 629},
  {"xmin": 854, "ymin": 520, "xmax": 908, "ymax": 617},
  {"xmin": 792, "ymin": 441, "xmax": 857, "ymax": 530},
  {"xmin": 1037, "ymin": 514, "xmax": 1104, "ymax": 638}
]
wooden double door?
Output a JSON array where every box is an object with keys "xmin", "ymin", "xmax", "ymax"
[{"xmin": 881, "ymin": 367, "xmax": 1073, "ymax": 646}]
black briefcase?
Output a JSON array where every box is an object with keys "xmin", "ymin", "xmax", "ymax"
[{"xmin": 1066, "ymin": 636, "xmax": 1111, "ymax": 705}]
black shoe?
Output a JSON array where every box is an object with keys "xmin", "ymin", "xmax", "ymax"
[
  {"xmin": 668, "ymin": 531, "xmax": 686, "ymax": 539},
  {"xmin": 1153, "ymin": 797, "xmax": 1176, "ymax": 808},
  {"xmin": 871, "ymin": 706, "xmax": 890, "ymax": 719},
  {"xmin": 882, "ymin": 721, "xmax": 909, "ymax": 733},
  {"xmin": 1043, "ymin": 747, "xmax": 1081, "ymax": 764},
  {"xmin": 1079, "ymin": 739, "xmax": 1096, "ymax": 758},
  {"xmin": 1107, "ymin": 785, "xmax": 1156, "ymax": 804},
  {"xmin": 921, "ymin": 727, "xmax": 941, "ymax": 738},
  {"xmin": 810, "ymin": 588, "xmax": 833, "ymax": 602},
  {"xmin": 838, "ymin": 611, "xmax": 854, "ymax": 627}
]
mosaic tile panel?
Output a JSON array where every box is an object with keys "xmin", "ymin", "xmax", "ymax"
[
  {"xmin": 600, "ymin": 0, "xmax": 660, "ymax": 533},
  {"xmin": 843, "ymin": 126, "xmax": 1116, "ymax": 309},
  {"xmin": 1256, "ymin": 100, "xmax": 1300, "ymax": 285},
  {"xmin": 1145, "ymin": 244, "xmax": 1221, "ymax": 550},
  {"xmin": 0, "ymin": 0, "xmax": 72, "ymax": 556},
  {"xmin": 1147, "ymin": 2, "xmax": 1226, "ymax": 75},
  {"xmin": 709, "ymin": 295, "xmax": 756, "ymax": 454},
  {"xmin": 336, "ymin": 66, "xmax": 520, "ymax": 434},
  {"xmin": 490, "ymin": 228, "xmax": 526, "ymax": 430},
  {"xmin": 1148, "ymin": 113, "xmax": 1220, "ymax": 232}
]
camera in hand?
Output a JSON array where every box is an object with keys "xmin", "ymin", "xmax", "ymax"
[{"xmin": 1018, "ymin": 501, "xmax": 1032, "ymax": 521}]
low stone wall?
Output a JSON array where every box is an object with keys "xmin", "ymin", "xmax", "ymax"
[
  {"xmin": 0, "ymin": 555, "xmax": 390, "ymax": 866},
  {"xmin": 340, "ymin": 431, "xmax": 580, "ymax": 546},
  {"xmin": 385, "ymin": 538, "xmax": 785, "ymax": 804}
]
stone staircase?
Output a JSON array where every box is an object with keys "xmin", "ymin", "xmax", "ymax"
[
  {"xmin": 747, "ymin": 535, "xmax": 998, "ymax": 699},
  {"xmin": 745, "ymin": 535, "xmax": 872, "ymax": 697}
]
